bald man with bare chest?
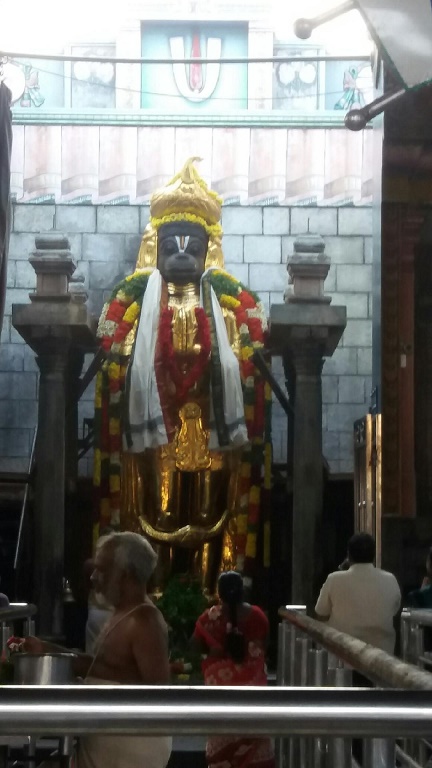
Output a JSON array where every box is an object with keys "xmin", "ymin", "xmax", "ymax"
[{"xmin": 24, "ymin": 533, "xmax": 172, "ymax": 768}]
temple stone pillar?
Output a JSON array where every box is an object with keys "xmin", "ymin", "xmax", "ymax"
[
  {"xmin": 12, "ymin": 234, "xmax": 95, "ymax": 637},
  {"xmin": 269, "ymin": 234, "xmax": 347, "ymax": 610}
]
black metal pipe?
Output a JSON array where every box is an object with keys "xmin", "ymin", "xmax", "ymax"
[{"xmin": 252, "ymin": 350, "xmax": 293, "ymax": 416}]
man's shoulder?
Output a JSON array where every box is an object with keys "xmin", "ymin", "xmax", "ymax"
[
  {"xmin": 326, "ymin": 570, "xmax": 347, "ymax": 582},
  {"xmin": 134, "ymin": 603, "xmax": 168, "ymax": 633},
  {"xmin": 114, "ymin": 603, "xmax": 166, "ymax": 637},
  {"xmin": 318, "ymin": 570, "xmax": 346, "ymax": 593}
]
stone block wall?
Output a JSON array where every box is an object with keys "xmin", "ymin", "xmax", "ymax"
[{"xmin": 1, "ymin": 203, "xmax": 373, "ymax": 476}]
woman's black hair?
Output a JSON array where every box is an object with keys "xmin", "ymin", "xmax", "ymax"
[{"xmin": 217, "ymin": 571, "xmax": 246, "ymax": 663}]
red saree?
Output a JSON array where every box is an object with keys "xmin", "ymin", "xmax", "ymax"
[{"xmin": 194, "ymin": 604, "xmax": 275, "ymax": 768}]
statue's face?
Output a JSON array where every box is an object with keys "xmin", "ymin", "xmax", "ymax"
[{"xmin": 157, "ymin": 222, "xmax": 208, "ymax": 285}]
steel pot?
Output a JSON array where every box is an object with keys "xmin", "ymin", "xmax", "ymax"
[{"xmin": 13, "ymin": 653, "xmax": 77, "ymax": 685}]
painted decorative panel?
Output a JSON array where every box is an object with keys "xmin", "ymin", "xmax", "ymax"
[
  {"xmin": 70, "ymin": 45, "xmax": 116, "ymax": 109},
  {"xmin": 8, "ymin": 58, "xmax": 64, "ymax": 110},
  {"xmin": 273, "ymin": 45, "xmax": 324, "ymax": 111},
  {"xmin": 140, "ymin": 21, "xmax": 248, "ymax": 111},
  {"xmin": 325, "ymin": 59, "xmax": 374, "ymax": 112},
  {"xmin": 6, "ymin": 52, "xmax": 373, "ymax": 125}
]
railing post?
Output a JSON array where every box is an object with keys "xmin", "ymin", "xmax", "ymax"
[
  {"xmin": 277, "ymin": 621, "xmax": 288, "ymax": 686},
  {"xmin": 276, "ymin": 621, "xmax": 290, "ymax": 768},
  {"xmin": 363, "ymin": 737, "xmax": 395, "ymax": 768},
  {"xmin": 327, "ymin": 662, "xmax": 352, "ymax": 768},
  {"xmin": 286, "ymin": 607, "xmax": 306, "ymax": 686},
  {"xmin": 25, "ymin": 736, "xmax": 36, "ymax": 768},
  {"xmin": 299, "ymin": 637, "xmax": 310, "ymax": 685},
  {"xmin": 1, "ymin": 623, "xmax": 11, "ymax": 655},
  {"xmin": 59, "ymin": 735, "xmax": 74, "ymax": 768},
  {"xmin": 308, "ymin": 646, "xmax": 328, "ymax": 768},
  {"xmin": 411, "ymin": 622, "xmax": 424, "ymax": 662},
  {"xmin": 276, "ymin": 616, "xmax": 301, "ymax": 768},
  {"xmin": 299, "ymin": 638, "xmax": 311, "ymax": 767},
  {"xmin": 400, "ymin": 609, "xmax": 411, "ymax": 661},
  {"xmin": 286, "ymin": 623, "xmax": 298, "ymax": 768},
  {"xmin": 24, "ymin": 617, "xmax": 35, "ymax": 636},
  {"xmin": 308, "ymin": 647, "xmax": 328, "ymax": 687},
  {"xmin": 278, "ymin": 607, "xmax": 306, "ymax": 768},
  {"xmin": 402, "ymin": 616, "xmax": 424, "ymax": 666}
]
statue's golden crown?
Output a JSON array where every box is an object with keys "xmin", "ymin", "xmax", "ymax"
[
  {"xmin": 136, "ymin": 158, "xmax": 225, "ymax": 269},
  {"xmin": 150, "ymin": 157, "xmax": 222, "ymax": 237}
]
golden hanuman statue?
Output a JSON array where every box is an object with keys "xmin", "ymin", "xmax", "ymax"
[{"xmin": 94, "ymin": 158, "xmax": 271, "ymax": 593}]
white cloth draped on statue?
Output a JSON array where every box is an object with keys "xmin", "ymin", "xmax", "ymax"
[{"xmin": 127, "ymin": 267, "xmax": 248, "ymax": 452}]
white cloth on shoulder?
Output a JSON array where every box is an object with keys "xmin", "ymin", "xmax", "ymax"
[
  {"xmin": 127, "ymin": 269, "xmax": 167, "ymax": 452},
  {"xmin": 201, "ymin": 268, "xmax": 248, "ymax": 449}
]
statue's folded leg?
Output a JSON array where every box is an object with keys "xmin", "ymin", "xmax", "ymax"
[
  {"xmin": 150, "ymin": 544, "xmax": 173, "ymax": 598},
  {"xmin": 121, "ymin": 448, "xmax": 242, "ymax": 592}
]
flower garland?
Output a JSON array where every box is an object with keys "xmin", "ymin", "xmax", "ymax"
[
  {"xmin": 94, "ymin": 266, "xmax": 272, "ymax": 577},
  {"xmin": 207, "ymin": 269, "xmax": 272, "ymax": 574},
  {"xmin": 159, "ymin": 306, "xmax": 211, "ymax": 404},
  {"xmin": 94, "ymin": 268, "xmax": 153, "ymax": 530}
]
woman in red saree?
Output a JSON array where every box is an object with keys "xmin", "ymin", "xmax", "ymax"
[{"xmin": 193, "ymin": 571, "xmax": 275, "ymax": 768}]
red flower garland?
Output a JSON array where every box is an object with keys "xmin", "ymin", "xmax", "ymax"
[
  {"xmin": 159, "ymin": 307, "xmax": 211, "ymax": 404},
  {"xmin": 106, "ymin": 298, "xmax": 128, "ymax": 323}
]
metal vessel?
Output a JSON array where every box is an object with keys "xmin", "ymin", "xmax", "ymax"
[{"xmin": 13, "ymin": 653, "xmax": 76, "ymax": 685}]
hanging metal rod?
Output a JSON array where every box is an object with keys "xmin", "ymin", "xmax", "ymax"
[
  {"xmin": 345, "ymin": 87, "xmax": 407, "ymax": 130},
  {"xmin": 0, "ymin": 50, "xmax": 370, "ymax": 66},
  {"xmin": 294, "ymin": 0, "xmax": 356, "ymax": 39}
]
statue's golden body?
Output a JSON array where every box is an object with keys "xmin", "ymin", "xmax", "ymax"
[
  {"xmin": 95, "ymin": 159, "xmax": 268, "ymax": 593},
  {"xmin": 121, "ymin": 283, "xmax": 241, "ymax": 592}
]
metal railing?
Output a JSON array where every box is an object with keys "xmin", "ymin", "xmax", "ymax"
[
  {"xmin": 400, "ymin": 608, "xmax": 432, "ymax": 766},
  {"xmin": 0, "ymin": 686, "xmax": 431, "ymax": 737},
  {"xmin": 0, "ymin": 685, "xmax": 431, "ymax": 768},
  {"xmin": 0, "ymin": 603, "xmax": 36, "ymax": 653},
  {"xmin": 401, "ymin": 608, "xmax": 432, "ymax": 669},
  {"xmin": 277, "ymin": 606, "xmax": 432, "ymax": 767},
  {"xmin": 2, "ymin": 608, "xmax": 432, "ymax": 768}
]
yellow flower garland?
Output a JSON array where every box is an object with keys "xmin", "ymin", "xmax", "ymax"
[
  {"xmin": 150, "ymin": 212, "xmax": 222, "ymax": 239},
  {"xmin": 123, "ymin": 301, "xmax": 140, "ymax": 324},
  {"xmin": 219, "ymin": 294, "xmax": 241, "ymax": 310}
]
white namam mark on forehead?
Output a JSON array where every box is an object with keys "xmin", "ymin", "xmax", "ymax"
[{"xmin": 176, "ymin": 235, "xmax": 190, "ymax": 250}]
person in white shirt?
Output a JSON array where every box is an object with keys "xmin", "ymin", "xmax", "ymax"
[{"xmin": 315, "ymin": 532, "xmax": 401, "ymax": 654}]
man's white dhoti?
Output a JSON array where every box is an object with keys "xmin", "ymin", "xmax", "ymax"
[{"xmin": 77, "ymin": 678, "xmax": 172, "ymax": 768}]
